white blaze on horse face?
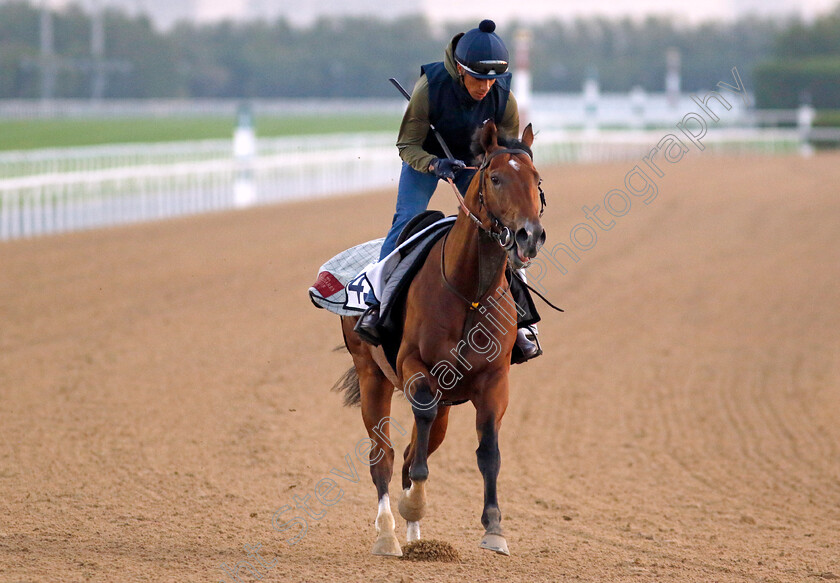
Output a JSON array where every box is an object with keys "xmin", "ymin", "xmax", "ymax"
[{"xmin": 508, "ymin": 159, "xmax": 521, "ymax": 171}]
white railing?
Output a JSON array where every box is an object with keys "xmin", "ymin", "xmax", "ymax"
[
  {"xmin": 536, "ymin": 128, "xmax": 800, "ymax": 165},
  {"xmin": 0, "ymin": 136, "xmax": 398, "ymax": 240},
  {"xmin": 0, "ymin": 133, "xmax": 394, "ymax": 179},
  {"xmin": 0, "ymin": 128, "xmax": 809, "ymax": 241}
]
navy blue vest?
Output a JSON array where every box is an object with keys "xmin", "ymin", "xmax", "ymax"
[{"xmin": 420, "ymin": 61, "xmax": 511, "ymax": 163}]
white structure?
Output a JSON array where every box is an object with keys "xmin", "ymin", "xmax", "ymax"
[
  {"xmin": 582, "ymin": 71, "xmax": 600, "ymax": 135},
  {"xmin": 512, "ymin": 29, "xmax": 533, "ymax": 129},
  {"xmin": 0, "ymin": 133, "xmax": 399, "ymax": 240},
  {"xmin": 0, "ymin": 126, "xmax": 805, "ymax": 241},
  {"xmin": 665, "ymin": 48, "xmax": 681, "ymax": 110}
]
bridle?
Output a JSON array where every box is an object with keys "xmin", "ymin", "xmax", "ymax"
[
  {"xmin": 447, "ymin": 147, "xmax": 546, "ymax": 252},
  {"xmin": 440, "ymin": 147, "xmax": 546, "ymax": 311}
]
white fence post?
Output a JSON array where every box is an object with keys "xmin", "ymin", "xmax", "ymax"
[{"xmin": 797, "ymin": 103, "xmax": 815, "ymax": 158}]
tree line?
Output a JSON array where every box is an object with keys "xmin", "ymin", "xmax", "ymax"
[
  {"xmin": 753, "ymin": 6, "xmax": 840, "ymax": 108},
  {"xmin": 0, "ymin": 0, "xmax": 837, "ymax": 104}
]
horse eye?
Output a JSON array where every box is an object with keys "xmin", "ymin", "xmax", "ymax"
[{"xmin": 490, "ymin": 176, "xmax": 500, "ymax": 186}]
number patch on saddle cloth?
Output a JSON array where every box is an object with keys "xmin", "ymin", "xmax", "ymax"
[{"xmin": 345, "ymin": 270, "xmax": 373, "ymax": 312}]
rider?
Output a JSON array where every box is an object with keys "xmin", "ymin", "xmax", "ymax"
[{"xmin": 356, "ymin": 19, "xmax": 541, "ymax": 362}]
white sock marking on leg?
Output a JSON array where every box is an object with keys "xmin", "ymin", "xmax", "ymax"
[{"xmin": 406, "ymin": 521, "xmax": 421, "ymax": 542}]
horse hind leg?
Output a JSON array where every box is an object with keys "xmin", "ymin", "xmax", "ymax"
[
  {"xmin": 399, "ymin": 402, "xmax": 450, "ymax": 542},
  {"xmin": 345, "ymin": 322, "xmax": 403, "ymax": 557},
  {"xmin": 362, "ymin": 381, "xmax": 402, "ymax": 557}
]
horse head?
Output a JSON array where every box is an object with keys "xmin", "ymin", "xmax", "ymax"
[{"xmin": 472, "ymin": 120, "xmax": 546, "ymax": 269}]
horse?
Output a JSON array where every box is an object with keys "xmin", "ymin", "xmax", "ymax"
[{"xmin": 335, "ymin": 120, "xmax": 546, "ymax": 557}]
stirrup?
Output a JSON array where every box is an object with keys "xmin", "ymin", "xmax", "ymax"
[
  {"xmin": 354, "ymin": 305, "xmax": 382, "ymax": 346},
  {"xmin": 511, "ymin": 325, "xmax": 542, "ymax": 365}
]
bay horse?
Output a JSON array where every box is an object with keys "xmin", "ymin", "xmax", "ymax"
[{"xmin": 336, "ymin": 120, "xmax": 545, "ymax": 557}]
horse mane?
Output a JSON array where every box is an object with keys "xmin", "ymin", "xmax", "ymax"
[{"xmin": 469, "ymin": 127, "xmax": 533, "ymax": 163}]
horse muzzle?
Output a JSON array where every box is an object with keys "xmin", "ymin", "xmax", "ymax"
[{"xmin": 513, "ymin": 220, "xmax": 546, "ymax": 262}]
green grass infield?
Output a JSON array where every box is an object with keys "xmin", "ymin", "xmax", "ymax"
[{"xmin": 0, "ymin": 114, "xmax": 402, "ymax": 151}]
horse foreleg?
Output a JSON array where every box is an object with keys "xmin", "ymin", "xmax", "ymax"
[
  {"xmin": 372, "ymin": 492, "xmax": 401, "ymax": 556},
  {"xmin": 474, "ymin": 383, "xmax": 510, "ymax": 556},
  {"xmin": 400, "ymin": 405, "xmax": 450, "ymax": 541},
  {"xmin": 397, "ymin": 359, "xmax": 440, "ymax": 531}
]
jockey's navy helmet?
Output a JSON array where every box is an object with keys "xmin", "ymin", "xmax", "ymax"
[{"xmin": 454, "ymin": 20, "xmax": 510, "ymax": 79}]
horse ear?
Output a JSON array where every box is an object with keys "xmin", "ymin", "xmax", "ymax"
[
  {"xmin": 480, "ymin": 120, "xmax": 499, "ymax": 153},
  {"xmin": 521, "ymin": 123, "xmax": 534, "ymax": 148}
]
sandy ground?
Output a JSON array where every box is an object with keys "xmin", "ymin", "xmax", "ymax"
[{"xmin": 1, "ymin": 152, "xmax": 839, "ymax": 583}]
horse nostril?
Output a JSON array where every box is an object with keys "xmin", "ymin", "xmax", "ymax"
[
  {"xmin": 515, "ymin": 225, "xmax": 544, "ymax": 259},
  {"xmin": 515, "ymin": 227, "xmax": 530, "ymax": 250}
]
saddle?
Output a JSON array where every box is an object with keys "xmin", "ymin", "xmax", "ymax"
[
  {"xmin": 309, "ymin": 211, "xmax": 540, "ymax": 370},
  {"xmin": 374, "ymin": 213, "xmax": 542, "ymax": 370},
  {"xmin": 375, "ymin": 212, "xmax": 454, "ymax": 369},
  {"xmin": 396, "ymin": 210, "xmax": 447, "ymax": 247}
]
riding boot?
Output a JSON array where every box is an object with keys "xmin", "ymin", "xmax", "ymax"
[
  {"xmin": 509, "ymin": 267, "xmax": 542, "ymax": 364},
  {"xmin": 511, "ymin": 324, "xmax": 542, "ymax": 365},
  {"xmin": 354, "ymin": 304, "xmax": 382, "ymax": 346}
]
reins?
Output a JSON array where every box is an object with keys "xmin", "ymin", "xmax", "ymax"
[
  {"xmin": 439, "ymin": 230, "xmax": 481, "ymax": 311},
  {"xmin": 445, "ymin": 147, "xmax": 545, "ymax": 250},
  {"xmin": 441, "ymin": 147, "xmax": 563, "ymax": 314},
  {"xmin": 439, "ymin": 148, "xmax": 530, "ymax": 312}
]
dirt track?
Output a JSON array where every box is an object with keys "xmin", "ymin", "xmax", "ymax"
[{"xmin": 1, "ymin": 153, "xmax": 839, "ymax": 582}]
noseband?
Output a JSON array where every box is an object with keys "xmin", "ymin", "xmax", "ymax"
[
  {"xmin": 439, "ymin": 146, "xmax": 547, "ymax": 312},
  {"xmin": 470, "ymin": 148, "xmax": 547, "ymax": 250}
]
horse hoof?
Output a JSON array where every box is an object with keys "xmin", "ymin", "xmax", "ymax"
[
  {"xmin": 398, "ymin": 487, "xmax": 426, "ymax": 522},
  {"xmin": 372, "ymin": 533, "xmax": 403, "ymax": 557},
  {"xmin": 480, "ymin": 533, "xmax": 510, "ymax": 556}
]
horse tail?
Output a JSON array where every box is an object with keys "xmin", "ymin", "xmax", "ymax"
[{"xmin": 331, "ymin": 366, "xmax": 361, "ymax": 407}]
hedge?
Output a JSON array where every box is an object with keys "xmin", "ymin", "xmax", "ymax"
[{"xmin": 753, "ymin": 57, "xmax": 840, "ymax": 109}]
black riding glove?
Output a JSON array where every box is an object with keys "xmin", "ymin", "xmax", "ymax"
[{"xmin": 430, "ymin": 158, "xmax": 466, "ymax": 180}]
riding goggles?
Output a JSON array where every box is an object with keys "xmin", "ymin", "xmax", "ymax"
[{"xmin": 459, "ymin": 60, "xmax": 509, "ymax": 78}]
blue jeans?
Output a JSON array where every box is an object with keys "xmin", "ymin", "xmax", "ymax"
[{"xmin": 379, "ymin": 162, "xmax": 475, "ymax": 260}]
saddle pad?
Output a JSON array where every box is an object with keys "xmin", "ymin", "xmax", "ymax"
[
  {"xmin": 309, "ymin": 216, "xmax": 457, "ymax": 317},
  {"xmin": 309, "ymin": 238, "xmax": 384, "ymax": 316}
]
